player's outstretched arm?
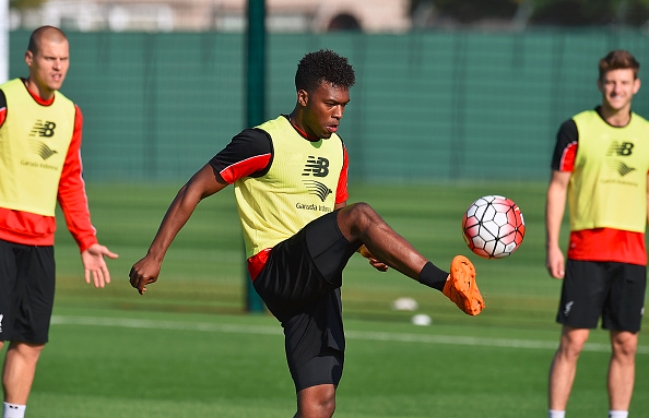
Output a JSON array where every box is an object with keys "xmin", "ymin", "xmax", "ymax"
[
  {"xmin": 81, "ymin": 243, "xmax": 119, "ymax": 288},
  {"xmin": 129, "ymin": 164, "xmax": 228, "ymax": 295},
  {"xmin": 545, "ymin": 170, "xmax": 570, "ymax": 279}
]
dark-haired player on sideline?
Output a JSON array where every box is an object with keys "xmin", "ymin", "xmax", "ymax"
[
  {"xmin": 546, "ymin": 50, "xmax": 648, "ymax": 418},
  {"xmin": 0, "ymin": 26, "xmax": 117, "ymax": 418},
  {"xmin": 130, "ymin": 49, "xmax": 484, "ymax": 418}
]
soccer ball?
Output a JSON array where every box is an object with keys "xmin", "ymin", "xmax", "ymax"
[{"xmin": 461, "ymin": 195, "xmax": 525, "ymax": 259}]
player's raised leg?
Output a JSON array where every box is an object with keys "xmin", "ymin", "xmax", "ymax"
[{"xmin": 336, "ymin": 202, "xmax": 484, "ymax": 315}]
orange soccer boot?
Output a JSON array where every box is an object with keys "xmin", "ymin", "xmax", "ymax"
[{"xmin": 442, "ymin": 255, "xmax": 484, "ymax": 316}]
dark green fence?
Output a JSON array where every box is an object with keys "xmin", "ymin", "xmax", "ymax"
[{"xmin": 9, "ymin": 29, "xmax": 649, "ymax": 183}]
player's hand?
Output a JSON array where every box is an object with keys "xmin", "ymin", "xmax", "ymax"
[
  {"xmin": 129, "ymin": 256, "xmax": 162, "ymax": 295},
  {"xmin": 81, "ymin": 243, "xmax": 119, "ymax": 288},
  {"xmin": 359, "ymin": 245, "xmax": 389, "ymax": 272},
  {"xmin": 546, "ymin": 246, "xmax": 565, "ymax": 279}
]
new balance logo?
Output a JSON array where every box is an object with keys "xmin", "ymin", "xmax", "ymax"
[
  {"xmin": 606, "ymin": 141, "xmax": 634, "ymax": 156},
  {"xmin": 303, "ymin": 180, "xmax": 332, "ymax": 202},
  {"xmin": 608, "ymin": 160, "xmax": 636, "ymax": 177},
  {"xmin": 30, "ymin": 140, "xmax": 58, "ymax": 160},
  {"xmin": 30, "ymin": 120, "xmax": 56, "ymax": 137},
  {"xmin": 302, "ymin": 156, "xmax": 329, "ymax": 177},
  {"xmin": 0, "ymin": 314, "xmax": 3, "ymax": 333}
]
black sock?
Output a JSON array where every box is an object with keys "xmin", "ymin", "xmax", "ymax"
[{"xmin": 418, "ymin": 261, "xmax": 449, "ymax": 291}]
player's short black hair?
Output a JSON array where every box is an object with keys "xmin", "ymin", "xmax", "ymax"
[{"xmin": 295, "ymin": 49, "xmax": 356, "ymax": 92}]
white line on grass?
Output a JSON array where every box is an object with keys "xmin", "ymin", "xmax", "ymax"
[{"xmin": 50, "ymin": 315, "xmax": 649, "ymax": 355}]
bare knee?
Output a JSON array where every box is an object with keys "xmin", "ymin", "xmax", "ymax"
[
  {"xmin": 295, "ymin": 384, "xmax": 336, "ymax": 418},
  {"xmin": 337, "ymin": 202, "xmax": 380, "ymax": 239},
  {"xmin": 611, "ymin": 331, "xmax": 638, "ymax": 361},
  {"xmin": 7, "ymin": 342, "xmax": 45, "ymax": 361},
  {"xmin": 556, "ymin": 328, "xmax": 589, "ymax": 362}
]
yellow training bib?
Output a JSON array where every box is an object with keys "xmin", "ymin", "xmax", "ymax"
[
  {"xmin": 235, "ymin": 116, "xmax": 344, "ymax": 257},
  {"xmin": 0, "ymin": 79, "xmax": 75, "ymax": 216},
  {"xmin": 569, "ymin": 110, "xmax": 649, "ymax": 233}
]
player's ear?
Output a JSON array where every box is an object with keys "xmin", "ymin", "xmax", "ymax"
[
  {"xmin": 297, "ymin": 89, "xmax": 309, "ymax": 107},
  {"xmin": 25, "ymin": 50, "xmax": 33, "ymax": 67},
  {"xmin": 633, "ymin": 77, "xmax": 641, "ymax": 94}
]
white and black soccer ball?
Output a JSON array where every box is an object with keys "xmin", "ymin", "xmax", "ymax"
[{"xmin": 461, "ymin": 195, "xmax": 526, "ymax": 259}]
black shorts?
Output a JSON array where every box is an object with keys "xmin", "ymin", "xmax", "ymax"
[
  {"xmin": 253, "ymin": 210, "xmax": 359, "ymax": 392},
  {"xmin": 0, "ymin": 239, "xmax": 56, "ymax": 344},
  {"xmin": 556, "ymin": 259, "xmax": 646, "ymax": 332}
]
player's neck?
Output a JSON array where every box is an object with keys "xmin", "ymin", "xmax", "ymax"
[
  {"xmin": 287, "ymin": 112, "xmax": 318, "ymax": 141},
  {"xmin": 23, "ymin": 78, "xmax": 56, "ymax": 102},
  {"xmin": 599, "ymin": 104, "xmax": 632, "ymax": 127}
]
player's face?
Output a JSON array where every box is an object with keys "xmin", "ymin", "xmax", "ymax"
[
  {"xmin": 300, "ymin": 82, "xmax": 350, "ymax": 139},
  {"xmin": 25, "ymin": 38, "xmax": 70, "ymax": 97},
  {"xmin": 597, "ymin": 68, "xmax": 640, "ymax": 112}
]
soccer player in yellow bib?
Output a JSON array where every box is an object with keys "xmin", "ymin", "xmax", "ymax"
[
  {"xmin": 0, "ymin": 26, "xmax": 118, "ymax": 418},
  {"xmin": 130, "ymin": 49, "xmax": 484, "ymax": 418},
  {"xmin": 546, "ymin": 50, "xmax": 649, "ymax": 418}
]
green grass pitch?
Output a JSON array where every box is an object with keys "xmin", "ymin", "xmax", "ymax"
[{"xmin": 12, "ymin": 181, "xmax": 648, "ymax": 417}]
